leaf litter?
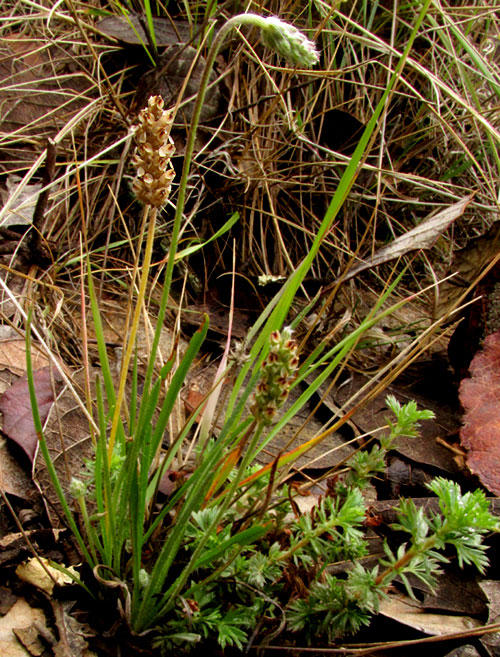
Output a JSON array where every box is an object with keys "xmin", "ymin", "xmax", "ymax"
[{"xmin": 459, "ymin": 331, "xmax": 500, "ymax": 495}]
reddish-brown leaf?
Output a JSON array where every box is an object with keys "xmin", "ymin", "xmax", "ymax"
[
  {"xmin": 0, "ymin": 367, "xmax": 55, "ymax": 463},
  {"xmin": 459, "ymin": 332, "xmax": 500, "ymax": 495}
]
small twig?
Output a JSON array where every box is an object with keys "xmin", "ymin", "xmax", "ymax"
[{"xmin": 28, "ymin": 138, "xmax": 56, "ymax": 265}]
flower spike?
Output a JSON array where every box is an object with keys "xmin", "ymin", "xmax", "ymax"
[{"xmin": 132, "ymin": 95, "xmax": 176, "ymax": 208}]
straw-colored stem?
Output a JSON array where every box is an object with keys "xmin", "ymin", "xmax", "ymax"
[{"xmin": 108, "ymin": 204, "xmax": 158, "ymax": 459}]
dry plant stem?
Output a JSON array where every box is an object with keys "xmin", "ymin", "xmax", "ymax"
[
  {"xmin": 63, "ymin": 0, "xmax": 128, "ymax": 120},
  {"xmin": 108, "ymin": 204, "xmax": 157, "ymax": 458}
]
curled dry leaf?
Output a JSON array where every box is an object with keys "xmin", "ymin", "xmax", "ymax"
[
  {"xmin": 459, "ymin": 332, "xmax": 500, "ymax": 495},
  {"xmin": 334, "ymin": 194, "xmax": 474, "ymax": 285}
]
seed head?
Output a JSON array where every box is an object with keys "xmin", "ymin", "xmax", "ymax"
[{"xmin": 132, "ymin": 95, "xmax": 176, "ymax": 207}]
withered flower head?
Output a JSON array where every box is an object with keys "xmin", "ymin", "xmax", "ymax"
[{"xmin": 132, "ymin": 95, "xmax": 176, "ymax": 208}]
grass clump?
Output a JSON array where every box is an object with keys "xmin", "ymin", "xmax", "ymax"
[{"xmin": 2, "ymin": 0, "xmax": 495, "ymax": 652}]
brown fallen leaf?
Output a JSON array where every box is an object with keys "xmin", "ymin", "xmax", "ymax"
[
  {"xmin": 459, "ymin": 331, "xmax": 500, "ymax": 495},
  {"xmin": 0, "ymin": 367, "xmax": 61, "ymax": 463},
  {"xmin": 0, "ymin": 34, "xmax": 94, "ymax": 164},
  {"xmin": 478, "ymin": 580, "xmax": 500, "ymax": 654},
  {"xmin": 33, "ymin": 368, "xmax": 95, "ymax": 527},
  {"xmin": 379, "ymin": 591, "xmax": 482, "ymax": 636},
  {"xmin": 435, "ymin": 222, "xmax": 500, "ymax": 322},
  {"xmin": 0, "ymin": 337, "xmax": 49, "ymax": 378},
  {"xmin": 330, "ymin": 195, "xmax": 474, "ymax": 286},
  {"xmin": 0, "ymin": 438, "xmax": 35, "ymax": 500},
  {"xmin": 51, "ymin": 600, "xmax": 93, "ymax": 657},
  {"xmin": 333, "ymin": 372, "xmax": 461, "ymax": 475},
  {"xmin": 0, "ymin": 597, "xmax": 47, "ymax": 657},
  {"xmin": 97, "ymin": 13, "xmax": 190, "ymax": 46},
  {"xmin": 0, "ymin": 176, "xmax": 42, "ymax": 228}
]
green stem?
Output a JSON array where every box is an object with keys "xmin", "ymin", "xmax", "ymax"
[
  {"xmin": 147, "ymin": 421, "xmax": 266, "ymax": 626},
  {"xmin": 375, "ymin": 534, "xmax": 438, "ymax": 587},
  {"xmin": 141, "ymin": 14, "xmax": 274, "ymax": 399}
]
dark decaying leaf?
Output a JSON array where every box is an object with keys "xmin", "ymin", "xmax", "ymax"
[
  {"xmin": 0, "ymin": 36, "xmax": 93, "ymax": 144},
  {"xmin": 0, "ymin": 438, "xmax": 36, "ymax": 500},
  {"xmin": 459, "ymin": 331, "xmax": 500, "ymax": 495},
  {"xmin": 51, "ymin": 600, "xmax": 90, "ymax": 657},
  {"xmin": 435, "ymin": 221, "xmax": 500, "ymax": 321},
  {"xmin": 333, "ymin": 372, "xmax": 461, "ymax": 474},
  {"xmin": 97, "ymin": 14, "xmax": 190, "ymax": 46},
  {"xmin": 0, "ymin": 367, "xmax": 57, "ymax": 463}
]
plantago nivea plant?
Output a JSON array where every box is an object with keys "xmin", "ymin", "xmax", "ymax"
[{"xmin": 25, "ymin": 3, "xmax": 493, "ymax": 652}]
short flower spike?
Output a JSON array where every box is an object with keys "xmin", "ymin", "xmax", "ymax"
[
  {"xmin": 260, "ymin": 16, "xmax": 319, "ymax": 67},
  {"xmin": 251, "ymin": 326, "xmax": 299, "ymax": 425}
]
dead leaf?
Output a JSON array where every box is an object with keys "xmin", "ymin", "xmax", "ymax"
[
  {"xmin": 0, "ymin": 530, "xmax": 62, "ymax": 567},
  {"xmin": 97, "ymin": 13, "xmax": 190, "ymax": 46},
  {"xmin": 0, "ymin": 338, "xmax": 49, "ymax": 377},
  {"xmin": 478, "ymin": 580, "xmax": 500, "ymax": 652},
  {"xmin": 0, "ymin": 367, "xmax": 60, "ymax": 463},
  {"xmin": 337, "ymin": 195, "xmax": 473, "ymax": 284},
  {"xmin": 0, "ymin": 34, "xmax": 94, "ymax": 164},
  {"xmin": 0, "ymin": 438, "xmax": 35, "ymax": 499},
  {"xmin": 16, "ymin": 557, "xmax": 78, "ymax": 596},
  {"xmin": 13, "ymin": 624, "xmax": 46, "ymax": 657},
  {"xmin": 33, "ymin": 369, "xmax": 95, "ymax": 527},
  {"xmin": 379, "ymin": 592, "xmax": 482, "ymax": 635},
  {"xmin": 0, "ymin": 587, "xmax": 17, "ymax": 615},
  {"xmin": 459, "ymin": 332, "xmax": 500, "ymax": 494},
  {"xmin": 0, "ymin": 598, "xmax": 47, "ymax": 657},
  {"xmin": 435, "ymin": 222, "xmax": 500, "ymax": 321},
  {"xmin": 422, "ymin": 572, "xmax": 487, "ymax": 616},
  {"xmin": 334, "ymin": 372, "xmax": 461, "ymax": 474},
  {"xmin": 0, "ymin": 176, "xmax": 41, "ymax": 227},
  {"xmin": 51, "ymin": 600, "xmax": 92, "ymax": 657}
]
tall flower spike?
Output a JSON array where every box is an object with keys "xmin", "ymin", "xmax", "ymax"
[
  {"xmin": 132, "ymin": 95, "xmax": 176, "ymax": 208},
  {"xmin": 260, "ymin": 16, "xmax": 319, "ymax": 67}
]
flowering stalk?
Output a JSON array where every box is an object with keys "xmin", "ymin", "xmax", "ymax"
[
  {"xmin": 174, "ymin": 13, "xmax": 318, "ymax": 233},
  {"xmin": 108, "ymin": 96, "xmax": 175, "ymax": 458},
  {"xmin": 147, "ymin": 13, "xmax": 319, "ymax": 397}
]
